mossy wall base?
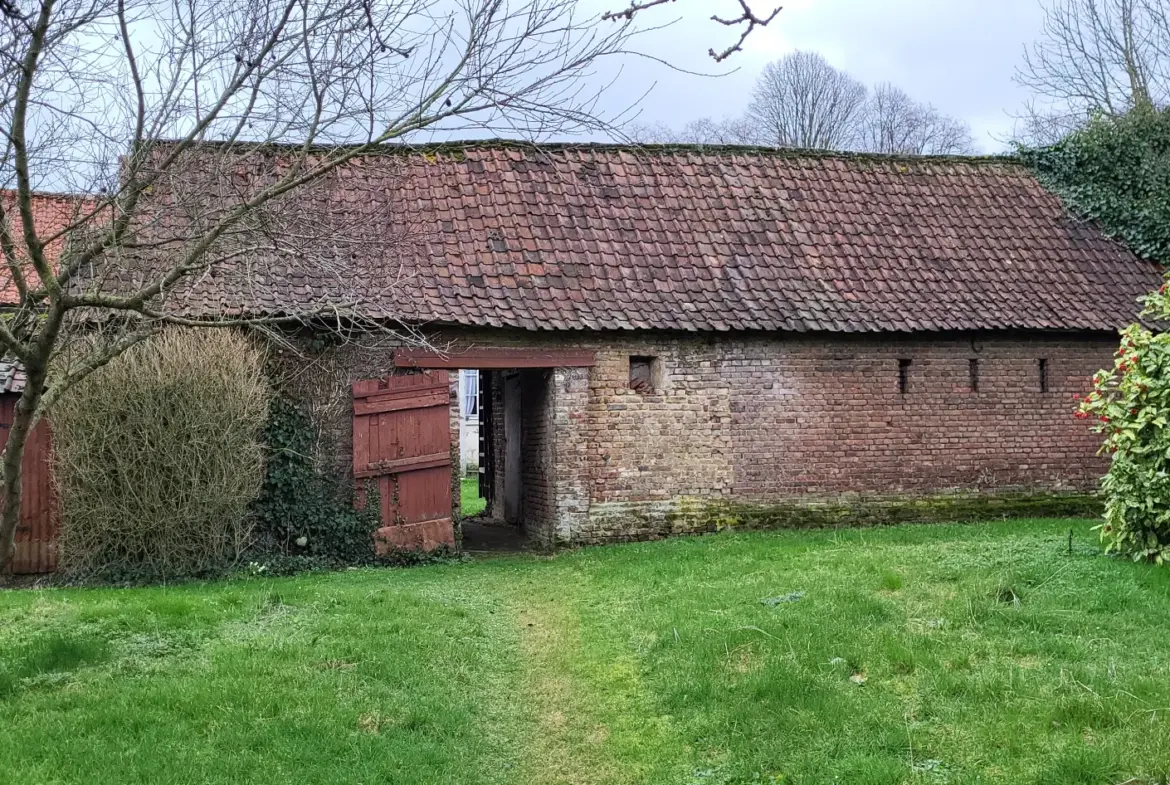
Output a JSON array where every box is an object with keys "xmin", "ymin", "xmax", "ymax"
[{"xmin": 570, "ymin": 491, "xmax": 1102, "ymax": 545}]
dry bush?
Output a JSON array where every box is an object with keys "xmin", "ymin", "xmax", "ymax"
[{"xmin": 51, "ymin": 329, "xmax": 269, "ymax": 581}]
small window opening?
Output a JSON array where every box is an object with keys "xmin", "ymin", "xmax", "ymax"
[
  {"xmin": 898, "ymin": 359, "xmax": 912, "ymax": 395},
  {"xmin": 461, "ymin": 369, "xmax": 479, "ymax": 419},
  {"xmin": 629, "ymin": 356, "xmax": 655, "ymax": 394},
  {"xmin": 969, "ymin": 358, "xmax": 980, "ymax": 392},
  {"xmin": 1038, "ymin": 359, "xmax": 1049, "ymax": 393}
]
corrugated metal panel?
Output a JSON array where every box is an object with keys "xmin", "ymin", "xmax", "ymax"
[
  {"xmin": 0, "ymin": 394, "xmax": 58, "ymax": 574},
  {"xmin": 353, "ymin": 372, "xmax": 455, "ymax": 553}
]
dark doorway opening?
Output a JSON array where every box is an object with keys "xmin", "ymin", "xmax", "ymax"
[{"xmin": 459, "ymin": 368, "xmax": 556, "ymax": 552}]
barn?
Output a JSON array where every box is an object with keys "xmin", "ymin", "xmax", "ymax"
[
  {"xmin": 6, "ymin": 142, "xmax": 1167, "ymax": 566},
  {"xmin": 151, "ymin": 142, "xmax": 1159, "ymax": 552}
]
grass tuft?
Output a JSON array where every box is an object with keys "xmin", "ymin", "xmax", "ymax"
[{"xmin": 461, "ymin": 476, "xmax": 487, "ymax": 517}]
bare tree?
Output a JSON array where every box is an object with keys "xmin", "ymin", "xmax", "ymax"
[
  {"xmin": 1017, "ymin": 0, "xmax": 1170, "ymax": 141},
  {"xmin": 621, "ymin": 120, "xmax": 678, "ymax": 144},
  {"xmin": 632, "ymin": 58, "xmax": 974, "ymax": 154},
  {"xmin": 0, "ymin": 0, "xmax": 657, "ymax": 572},
  {"xmin": 862, "ymin": 83, "xmax": 975, "ymax": 155},
  {"xmin": 678, "ymin": 116, "xmax": 762, "ymax": 145},
  {"xmin": 745, "ymin": 51, "xmax": 869, "ymax": 150},
  {"xmin": 625, "ymin": 115, "xmax": 760, "ymax": 145}
]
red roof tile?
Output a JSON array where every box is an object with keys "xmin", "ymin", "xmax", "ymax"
[
  {"xmin": 0, "ymin": 191, "xmax": 92, "ymax": 306},
  {"xmin": 119, "ymin": 143, "xmax": 1164, "ymax": 333}
]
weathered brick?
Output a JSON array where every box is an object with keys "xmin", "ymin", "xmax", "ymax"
[{"xmin": 271, "ymin": 327, "xmax": 1112, "ymax": 548}]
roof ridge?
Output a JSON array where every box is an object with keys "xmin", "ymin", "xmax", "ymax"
[{"xmin": 144, "ymin": 137, "xmax": 1021, "ymax": 167}]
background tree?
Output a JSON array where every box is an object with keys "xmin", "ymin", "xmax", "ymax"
[
  {"xmin": 1016, "ymin": 0, "xmax": 1170, "ymax": 143},
  {"xmin": 625, "ymin": 116, "xmax": 760, "ymax": 146},
  {"xmin": 637, "ymin": 52, "xmax": 974, "ymax": 154},
  {"xmin": 0, "ymin": 0, "xmax": 666, "ymax": 573},
  {"xmin": 678, "ymin": 116, "xmax": 762, "ymax": 146},
  {"xmin": 745, "ymin": 50, "xmax": 869, "ymax": 150},
  {"xmin": 861, "ymin": 83, "xmax": 975, "ymax": 155}
]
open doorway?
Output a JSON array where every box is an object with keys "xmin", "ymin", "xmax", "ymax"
[
  {"xmin": 393, "ymin": 346, "xmax": 593, "ymax": 553},
  {"xmin": 455, "ymin": 369, "xmax": 486, "ymax": 517},
  {"xmin": 458, "ymin": 367, "xmax": 555, "ymax": 552}
]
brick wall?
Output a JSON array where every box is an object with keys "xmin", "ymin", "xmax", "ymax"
[
  {"xmin": 551, "ymin": 366, "xmax": 591, "ymax": 542},
  {"xmin": 519, "ymin": 369, "xmax": 556, "ymax": 548},
  {"xmin": 566, "ymin": 332, "xmax": 1112, "ymax": 543},
  {"xmin": 485, "ymin": 370, "xmax": 506, "ymax": 520},
  {"xmin": 271, "ymin": 327, "xmax": 1114, "ymax": 547},
  {"xmin": 724, "ymin": 335, "xmax": 1108, "ymax": 496}
]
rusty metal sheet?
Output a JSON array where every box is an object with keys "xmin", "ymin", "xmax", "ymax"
[{"xmin": 1, "ymin": 394, "xmax": 58, "ymax": 574}]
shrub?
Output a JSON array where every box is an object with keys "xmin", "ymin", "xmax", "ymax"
[
  {"xmin": 51, "ymin": 329, "xmax": 269, "ymax": 581},
  {"xmin": 1078, "ymin": 297, "xmax": 1170, "ymax": 564},
  {"xmin": 1024, "ymin": 106, "xmax": 1170, "ymax": 564}
]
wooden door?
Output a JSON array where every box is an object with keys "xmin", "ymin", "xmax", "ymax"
[{"xmin": 353, "ymin": 372, "xmax": 455, "ymax": 553}]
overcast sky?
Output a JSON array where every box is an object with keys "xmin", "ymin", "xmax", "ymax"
[{"xmin": 590, "ymin": 0, "xmax": 1051, "ymax": 153}]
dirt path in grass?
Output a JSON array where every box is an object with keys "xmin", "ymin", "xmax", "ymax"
[
  {"xmin": 515, "ymin": 597, "xmax": 613, "ymax": 785},
  {"xmin": 511, "ymin": 591, "xmax": 690, "ymax": 785}
]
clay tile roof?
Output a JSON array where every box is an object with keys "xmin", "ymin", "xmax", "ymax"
[
  {"xmin": 0, "ymin": 190, "xmax": 92, "ymax": 306},
  {"xmin": 124, "ymin": 141, "xmax": 1164, "ymax": 333},
  {"xmin": 0, "ymin": 358, "xmax": 26, "ymax": 393}
]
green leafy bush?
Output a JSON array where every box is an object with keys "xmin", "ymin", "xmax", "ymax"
[
  {"xmin": 1025, "ymin": 106, "xmax": 1170, "ymax": 564},
  {"xmin": 249, "ymin": 396, "xmax": 381, "ymax": 570},
  {"xmin": 1020, "ymin": 105, "xmax": 1170, "ymax": 263},
  {"xmin": 1078, "ymin": 298, "xmax": 1170, "ymax": 564},
  {"xmin": 51, "ymin": 329, "xmax": 269, "ymax": 581}
]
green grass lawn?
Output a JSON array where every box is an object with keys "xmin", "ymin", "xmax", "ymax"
[
  {"xmin": 4, "ymin": 519, "xmax": 1170, "ymax": 784},
  {"xmin": 461, "ymin": 475, "xmax": 486, "ymax": 517}
]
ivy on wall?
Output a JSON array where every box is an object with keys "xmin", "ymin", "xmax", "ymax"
[
  {"xmin": 250, "ymin": 396, "xmax": 383, "ymax": 572},
  {"xmin": 1019, "ymin": 106, "xmax": 1170, "ymax": 265}
]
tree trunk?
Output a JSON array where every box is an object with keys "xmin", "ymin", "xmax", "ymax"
[{"xmin": 0, "ymin": 376, "xmax": 44, "ymax": 574}]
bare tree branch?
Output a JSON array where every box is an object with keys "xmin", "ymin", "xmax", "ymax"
[
  {"xmin": 709, "ymin": 0, "xmax": 781, "ymax": 62},
  {"xmin": 603, "ymin": 0, "xmax": 781, "ymax": 61},
  {"xmin": 0, "ymin": 0, "xmax": 655, "ymax": 571}
]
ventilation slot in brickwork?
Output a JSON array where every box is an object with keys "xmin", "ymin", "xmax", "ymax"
[
  {"xmin": 898, "ymin": 359, "xmax": 911, "ymax": 395},
  {"xmin": 629, "ymin": 356, "xmax": 656, "ymax": 394},
  {"xmin": 1038, "ymin": 358, "xmax": 1049, "ymax": 393},
  {"xmin": 969, "ymin": 358, "xmax": 980, "ymax": 392}
]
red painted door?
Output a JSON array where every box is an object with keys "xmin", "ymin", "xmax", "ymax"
[
  {"xmin": 353, "ymin": 372, "xmax": 455, "ymax": 553},
  {"xmin": 0, "ymin": 395, "xmax": 58, "ymax": 574}
]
